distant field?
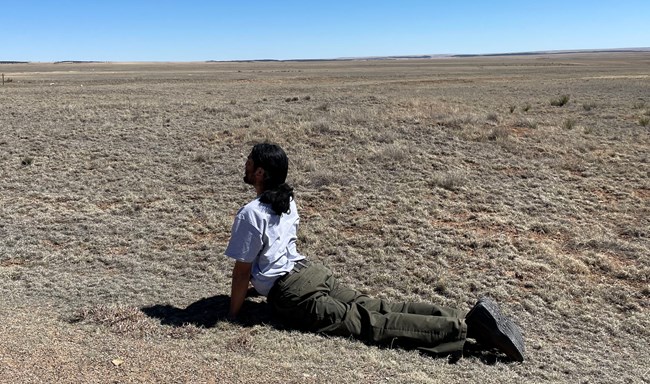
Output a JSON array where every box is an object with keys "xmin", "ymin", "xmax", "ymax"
[{"xmin": 1, "ymin": 53, "xmax": 648, "ymax": 383}]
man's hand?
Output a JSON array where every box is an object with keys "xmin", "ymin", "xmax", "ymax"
[{"xmin": 228, "ymin": 261, "xmax": 252, "ymax": 320}]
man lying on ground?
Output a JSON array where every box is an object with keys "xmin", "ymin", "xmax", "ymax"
[{"xmin": 224, "ymin": 142, "xmax": 525, "ymax": 362}]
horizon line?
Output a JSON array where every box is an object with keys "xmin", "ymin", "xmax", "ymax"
[{"xmin": 2, "ymin": 47, "xmax": 649, "ymax": 64}]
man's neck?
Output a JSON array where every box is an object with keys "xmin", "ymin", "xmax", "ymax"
[{"xmin": 255, "ymin": 185, "xmax": 264, "ymax": 196}]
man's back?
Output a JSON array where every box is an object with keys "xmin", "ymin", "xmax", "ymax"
[{"xmin": 225, "ymin": 198, "xmax": 303, "ymax": 295}]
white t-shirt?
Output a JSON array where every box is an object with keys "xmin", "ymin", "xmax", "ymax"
[{"xmin": 225, "ymin": 198, "xmax": 304, "ymax": 296}]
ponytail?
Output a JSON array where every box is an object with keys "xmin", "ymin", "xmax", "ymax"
[
  {"xmin": 248, "ymin": 143, "xmax": 293, "ymax": 215},
  {"xmin": 259, "ymin": 182, "xmax": 294, "ymax": 215}
]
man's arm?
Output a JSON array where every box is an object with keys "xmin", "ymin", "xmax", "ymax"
[{"xmin": 228, "ymin": 261, "xmax": 252, "ymax": 320}]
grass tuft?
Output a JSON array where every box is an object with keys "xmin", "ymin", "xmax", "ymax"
[
  {"xmin": 308, "ymin": 171, "xmax": 350, "ymax": 188},
  {"xmin": 582, "ymin": 102, "xmax": 597, "ymax": 111},
  {"xmin": 310, "ymin": 119, "xmax": 331, "ymax": 133},
  {"xmin": 487, "ymin": 127, "xmax": 510, "ymax": 141},
  {"xmin": 434, "ymin": 279, "xmax": 448, "ymax": 295},
  {"xmin": 562, "ymin": 118, "xmax": 578, "ymax": 130},
  {"xmin": 193, "ymin": 153, "xmax": 210, "ymax": 163},
  {"xmin": 315, "ymin": 102, "xmax": 329, "ymax": 111},
  {"xmin": 516, "ymin": 117, "xmax": 538, "ymax": 129},
  {"xmin": 372, "ymin": 144, "xmax": 410, "ymax": 162},
  {"xmin": 486, "ymin": 112, "xmax": 500, "ymax": 123},
  {"xmin": 639, "ymin": 116, "xmax": 649, "ymax": 127},
  {"xmin": 550, "ymin": 94, "xmax": 570, "ymax": 107},
  {"xmin": 428, "ymin": 171, "xmax": 466, "ymax": 191}
]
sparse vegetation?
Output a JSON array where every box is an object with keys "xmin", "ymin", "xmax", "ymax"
[
  {"xmin": 550, "ymin": 94, "xmax": 570, "ymax": 106},
  {"xmin": 1, "ymin": 56, "xmax": 648, "ymax": 384},
  {"xmin": 372, "ymin": 143, "xmax": 410, "ymax": 162},
  {"xmin": 582, "ymin": 102, "xmax": 597, "ymax": 111},
  {"xmin": 522, "ymin": 103, "xmax": 531, "ymax": 112},
  {"xmin": 428, "ymin": 171, "xmax": 466, "ymax": 191},
  {"xmin": 69, "ymin": 304, "xmax": 204, "ymax": 339},
  {"xmin": 640, "ymin": 116, "xmax": 650, "ymax": 127},
  {"xmin": 203, "ymin": 105, "xmax": 230, "ymax": 114},
  {"xmin": 486, "ymin": 112, "xmax": 499, "ymax": 123},
  {"xmin": 487, "ymin": 126, "xmax": 509, "ymax": 141},
  {"xmin": 315, "ymin": 102, "xmax": 329, "ymax": 111},
  {"xmin": 193, "ymin": 153, "xmax": 210, "ymax": 163},
  {"xmin": 516, "ymin": 117, "xmax": 538, "ymax": 129},
  {"xmin": 310, "ymin": 119, "xmax": 331, "ymax": 133},
  {"xmin": 562, "ymin": 118, "xmax": 578, "ymax": 130},
  {"xmin": 307, "ymin": 170, "xmax": 350, "ymax": 188}
]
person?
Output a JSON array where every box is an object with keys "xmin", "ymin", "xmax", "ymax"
[{"xmin": 224, "ymin": 142, "xmax": 525, "ymax": 362}]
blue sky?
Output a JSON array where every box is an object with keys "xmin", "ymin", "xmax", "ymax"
[{"xmin": 3, "ymin": 0, "xmax": 648, "ymax": 61}]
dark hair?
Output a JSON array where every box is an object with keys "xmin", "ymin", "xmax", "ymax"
[{"xmin": 249, "ymin": 143, "xmax": 294, "ymax": 215}]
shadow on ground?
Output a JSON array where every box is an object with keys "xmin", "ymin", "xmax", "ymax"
[
  {"xmin": 141, "ymin": 293, "xmax": 275, "ymax": 328},
  {"xmin": 456, "ymin": 339, "xmax": 516, "ymax": 365}
]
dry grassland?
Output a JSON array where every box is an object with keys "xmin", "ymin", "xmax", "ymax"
[{"xmin": 1, "ymin": 53, "xmax": 649, "ymax": 383}]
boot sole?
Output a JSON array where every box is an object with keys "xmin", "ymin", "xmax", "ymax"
[{"xmin": 466, "ymin": 297, "xmax": 526, "ymax": 362}]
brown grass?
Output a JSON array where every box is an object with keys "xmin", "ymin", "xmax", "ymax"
[{"xmin": 1, "ymin": 53, "xmax": 649, "ymax": 383}]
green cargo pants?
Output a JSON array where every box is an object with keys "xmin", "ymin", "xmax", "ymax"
[{"xmin": 267, "ymin": 263, "xmax": 467, "ymax": 356}]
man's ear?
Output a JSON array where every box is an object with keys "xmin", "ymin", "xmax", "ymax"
[{"xmin": 255, "ymin": 167, "xmax": 265, "ymax": 178}]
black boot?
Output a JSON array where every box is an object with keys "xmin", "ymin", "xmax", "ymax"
[{"xmin": 465, "ymin": 297, "xmax": 526, "ymax": 362}]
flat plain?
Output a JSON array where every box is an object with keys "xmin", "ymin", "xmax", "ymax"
[{"xmin": 0, "ymin": 53, "xmax": 648, "ymax": 383}]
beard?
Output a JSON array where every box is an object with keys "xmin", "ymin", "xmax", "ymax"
[{"xmin": 243, "ymin": 171, "xmax": 253, "ymax": 185}]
